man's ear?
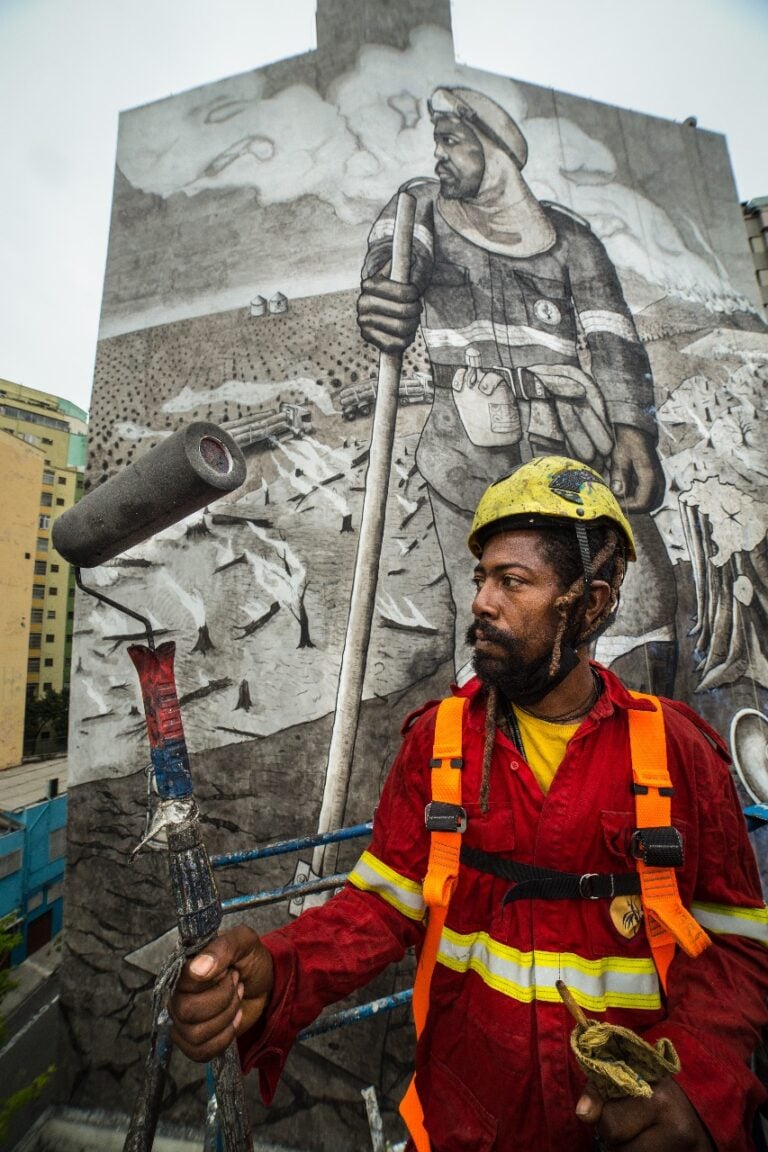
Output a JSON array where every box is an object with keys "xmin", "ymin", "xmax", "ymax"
[{"xmin": 584, "ymin": 579, "xmax": 612, "ymax": 630}]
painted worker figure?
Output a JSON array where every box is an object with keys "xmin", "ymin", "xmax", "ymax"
[
  {"xmin": 169, "ymin": 457, "xmax": 768, "ymax": 1151},
  {"xmin": 357, "ymin": 86, "xmax": 677, "ymax": 694}
]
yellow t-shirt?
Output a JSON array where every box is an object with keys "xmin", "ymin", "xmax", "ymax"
[{"xmin": 512, "ymin": 707, "xmax": 580, "ymax": 794}]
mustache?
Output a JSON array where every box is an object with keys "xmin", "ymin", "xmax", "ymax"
[{"xmin": 465, "ymin": 620, "xmax": 519, "ymax": 655}]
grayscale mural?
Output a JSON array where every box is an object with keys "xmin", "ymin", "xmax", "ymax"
[{"xmin": 60, "ymin": 0, "xmax": 768, "ymax": 1147}]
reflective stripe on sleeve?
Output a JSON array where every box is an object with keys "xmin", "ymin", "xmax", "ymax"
[
  {"xmin": 692, "ymin": 901, "xmax": 768, "ymax": 946},
  {"xmin": 348, "ymin": 850, "xmax": 426, "ymax": 921},
  {"xmin": 578, "ymin": 309, "xmax": 639, "ymax": 342},
  {"xmin": 368, "ymin": 217, "xmax": 435, "ymax": 256},
  {"xmin": 437, "ymin": 926, "xmax": 661, "ymax": 1012},
  {"xmin": 422, "ymin": 321, "xmax": 576, "ymax": 358}
]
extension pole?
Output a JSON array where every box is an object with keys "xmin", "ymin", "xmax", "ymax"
[{"xmin": 312, "ymin": 190, "xmax": 417, "ymax": 878}]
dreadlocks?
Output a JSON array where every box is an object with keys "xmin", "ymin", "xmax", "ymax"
[{"xmin": 537, "ymin": 522, "xmax": 627, "ymax": 677}]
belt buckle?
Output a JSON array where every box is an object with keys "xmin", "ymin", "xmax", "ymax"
[
  {"xmin": 578, "ymin": 873, "xmax": 601, "ymax": 899},
  {"xmin": 424, "ymin": 801, "xmax": 467, "ymax": 834}
]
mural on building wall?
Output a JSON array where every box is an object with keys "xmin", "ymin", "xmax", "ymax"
[{"xmin": 61, "ymin": 3, "xmax": 767, "ymax": 1145}]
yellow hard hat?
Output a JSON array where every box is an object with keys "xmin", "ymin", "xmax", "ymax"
[{"xmin": 468, "ymin": 456, "xmax": 636, "ymax": 561}]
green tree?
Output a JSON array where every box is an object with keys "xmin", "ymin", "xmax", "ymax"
[
  {"xmin": 23, "ymin": 687, "xmax": 69, "ymax": 756},
  {"xmin": 0, "ymin": 913, "xmax": 55, "ymax": 1141}
]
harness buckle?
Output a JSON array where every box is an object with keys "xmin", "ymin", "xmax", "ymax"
[
  {"xmin": 631, "ymin": 826, "xmax": 684, "ymax": 868},
  {"xmin": 578, "ymin": 873, "xmax": 605, "ymax": 899},
  {"xmin": 425, "ymin": 802, "xmax": 467, "ymax": 834}
]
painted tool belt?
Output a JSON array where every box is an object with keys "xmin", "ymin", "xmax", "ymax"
[
  {"xmin": 450, "ymin": 363, "xmax": 548, "ymax": 446},
  {"xmin": 461, "ymin": 829, "xmax": 683, "ymax": 906}
]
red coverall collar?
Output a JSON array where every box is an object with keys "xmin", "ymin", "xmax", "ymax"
[{"xmin": 453, "ymin": 661, "xmax": 656, "ymax": 735}]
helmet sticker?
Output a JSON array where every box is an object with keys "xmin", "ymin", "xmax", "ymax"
[{"xmin": 549, "ymin": 465, "xmax": 609, "ymax": 506}]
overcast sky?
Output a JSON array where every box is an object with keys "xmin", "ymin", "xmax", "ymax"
[{"xmin": 1, "ymin": 0, "xmax": 766, "ymax": 416}]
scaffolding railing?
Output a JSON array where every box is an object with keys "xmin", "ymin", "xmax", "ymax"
[{"xmin": 205, "ymin": 820, "xmax": 411, "ymax": 1152}]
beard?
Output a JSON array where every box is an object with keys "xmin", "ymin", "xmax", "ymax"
[
  {"xmin": 436, "ymin": 163, "xmax": 482, "ymax": 200},
  {"xmin": 466, "ymin": 620, "xmax": 552, "ymax": 697},
  {"xmin": 466, "ymin": 619, "xmax": 578, "ymax": 705}
]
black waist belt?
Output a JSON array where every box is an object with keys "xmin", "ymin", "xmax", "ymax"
[{"xmin": 460, "ymin": 844, "xmax": 641, "ymax": 905}]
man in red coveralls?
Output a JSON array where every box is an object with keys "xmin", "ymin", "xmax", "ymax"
[{"xmin": 169, "ymin": 456, "xmax": 768, "ymax": 1151}]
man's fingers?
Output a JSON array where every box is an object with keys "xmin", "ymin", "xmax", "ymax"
[
  {"xmin": 172, "ymin": 968, "xmax": 241, "ymax": 1020},
  {"xmin": 575, "ymin": 1082, "xmax": 604, "ymax": 1125},
  {"xmin": 360, "ymin": 276, "xmax": 421, "ymax": 304},
  {"xmin": 170, "ymin": 1000, "xmax": 243, "ymax": 1062}
]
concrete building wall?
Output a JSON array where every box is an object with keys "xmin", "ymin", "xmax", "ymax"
[
  {"xmin": 0, "ymin": 433, "xmax": 43, "ymax": 770},
  {"xmin": 61, "ymin": 1, "xmax": 768, "ymax": 1145}
]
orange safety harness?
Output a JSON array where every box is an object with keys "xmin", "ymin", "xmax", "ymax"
[
  {"xmin": 400, "ymin": 692, "xmax": 711, "ymax": 1152},
  {"xmin": 627, "ymin": 691, "xmax": 711, "ymax": 989}
]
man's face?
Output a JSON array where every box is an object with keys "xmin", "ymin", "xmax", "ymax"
[
  {"xmin": 433, "ymin": 116, "xmax": 485, "ymax": 200},
  {"xmin": 467, "ymin": 529, "xmax": 565, "ymax": 697}
]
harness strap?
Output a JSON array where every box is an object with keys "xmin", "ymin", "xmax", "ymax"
[
  {"xmin": 400, "ymin": 696, "xmax": 466, "ymax": 1152},
  {"xmin": 628, "ymin": 691, "xmax": 711, "ymax": 990},
  {"xmin": 460, "ymin": 844, "xmax": 641, "ymax": 902}
]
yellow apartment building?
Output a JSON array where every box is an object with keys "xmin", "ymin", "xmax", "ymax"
[
  {"xmin": 0, "ymin": 434, "xmax": 44, "ymax": 769},
  {"xmin": 0, "ymin": 379, "xmax": 87, "ymax": 765}
]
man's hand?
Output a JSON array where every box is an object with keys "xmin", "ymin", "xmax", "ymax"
[
  {"xmin": 357, "ymin": 276, "xmax": 422, "ymax": 355},
  {"xmin": 168, "ymin": 924, "xmax": 274, "ymax": 1062},
  {"xmin": 575, "ymin": 1077, "xmax": 715, "ymax": 1150},
  {"xmin": 609, "ymin": 425, "xmax": 665, "ymax": 514}
]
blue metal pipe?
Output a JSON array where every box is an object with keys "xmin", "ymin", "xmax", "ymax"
[
  {"xmin": 298, "ymin": 989, "xmax": 413, "ymax": 1040},
  {"xmin": 211, "ymin": 822, "xmax": 373, "ymax": 870},
  {"xmin": 221, "ymin": 872, "xmax": 348, "ymax": 913}
]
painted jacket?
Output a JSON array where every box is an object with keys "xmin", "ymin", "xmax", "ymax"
[
  {"xmin": 239, "ymin": 666, "xmax": 768, "ymax": 1151},
  {"xmin": 362, "ymin": 182, "xmax": 655, "ymax": 511}
]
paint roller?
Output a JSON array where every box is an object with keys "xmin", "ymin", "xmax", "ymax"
[{"xmin": 52, "ymin": 421, "xmax": 247, "ymax": 568}]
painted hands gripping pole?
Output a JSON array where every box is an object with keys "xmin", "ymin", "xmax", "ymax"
[
  {"xmin": 311, "ymin": 189, "xmax": 417, "ymax": 881},
  {"xmin": 52, "ymin": 423, "xmax": 251, "ymax": 1152}
]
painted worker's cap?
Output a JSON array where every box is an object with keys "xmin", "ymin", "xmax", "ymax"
[{"xmin": 428, "ymin": 86, "xmax": 528, "ymax": 170}]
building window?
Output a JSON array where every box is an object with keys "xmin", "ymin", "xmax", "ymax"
[
  {"xmin": 40, "ymin": 491, "xmax": 53, "ymax": 507},
  {"xmin": 0, "ymin": 403, "xmax": 68, "ymax": 431},
  {"xmin": 49, "ymin": 587, "xmax": 58, "ymax": 596},
  {"xmin": 48, "ymin": 827, "xmax": 66, "ymax": 860},
  {"xmin": 46, "ymin": 610, "xmax": 56, "ymax": 619},
  {"xmin": 28, "ymin": 658, "xmax": 40, "ymax": 674},
  {"xmin": 34, "ymin": 560, "xmax": 47, "ymax": 576},
  {"xmin": 29, "ymin": 633, "xmax": 42, "ymax": 649},
  {"xmin": 38, "ymin": 515, "xmax": 50, "ymax": 530},
  {"xmin": 50, "ymin": 564, "xmax": 59, "ymax": 573},
  {"xmin": 45, "ymin": 633, "xmax": 55, "ymax": 643},
  {"xmin": 27, "ymin": 892, "xmax": 44, "ymax": 912},
  {"xmin": 46, "ymin": 880, "xmax": 63, "ymax": 902},
  {"xmin": 44, "ymin": 659, "xmax": 53, "ymax": 668},
  {"xmin": 31, "ymin": 608, "xmax": 44, "ymax": 623},
  {"xmin": 42, "ymin": 681, "xmax": 53, "ymax": 691},
  {"xmin": 32, "ymin": 584, "xmax": 45, "ymax": 599},
  {"xmin": 57, "ymin": 476, "xmax": 66, "ymax": 485},
  {"xmin": 0, "ymin": 851, "xmax": 22, "ymax": 879},
  {"xmin": 56, "ymin": 498, "xmax": 65, "ymax": 506},
  {"xmin": 37, "ymin": 537, "xmax": 49, "ymax": 551},
  {"xmin": 42, "ymin": 438, "xmax": 53, "ymax": 445},
  {"xmin": 42, "ymin": 470, "xmax": 54, "ymax": 485}
]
